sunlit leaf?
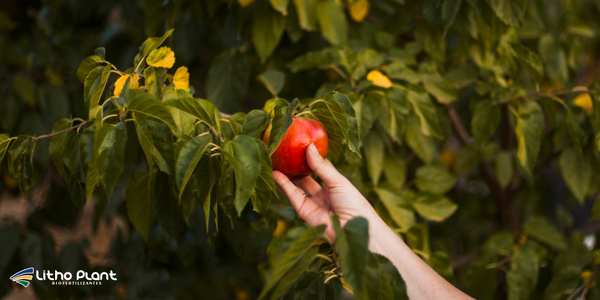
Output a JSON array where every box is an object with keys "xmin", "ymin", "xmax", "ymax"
[{"xmin": 146, "ymin": 46, "xmax": 175, "ymax": 68}]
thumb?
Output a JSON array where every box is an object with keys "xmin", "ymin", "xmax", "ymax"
[{"xmin": 306, "ymin": 143, "xmax": 348, "ymax": 187}]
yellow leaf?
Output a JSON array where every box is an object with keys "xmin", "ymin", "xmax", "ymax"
[
  {"xmin": 238, "ymin": 0, "xmax": 255, "ymax": 7},
  {"xmin": 173, "ymin": 66, "xmax": 190, "ymax": 92},
  {"xmin": 574, "ymin": 93, "xmax": 593, "ymax": 114},
  {"xmin": 366, "ymin": 70, "xmax": 393, "ymax": 88},
  {"xmin": 349, "ymin": 0, "xmax": 370, "ymax": 22},
  {"xmin": 114, "ymin": 74, "xmax": 140, "ymax": 96},
  {"xmin": 272, "ymin": 219, "xmax": 288, "ymax": 238},
  {"xmin": 146, "ymin": 46, "xmax": 175, "ymax": 69}
]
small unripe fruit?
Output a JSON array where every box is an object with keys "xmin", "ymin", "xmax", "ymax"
[{"xmin": 263, "ymin": 118, "xmax": 328, "ymax": 180}]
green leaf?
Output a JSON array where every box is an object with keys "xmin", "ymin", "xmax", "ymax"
[
  {"xmin": 76, "ymin": 55, "xmax": 102, "ymax": 83},
  {"xmin": 62, "ymin": 130, "xmax": 82, "ymax": 179},
  {"xmin": 486, "ymin": 0, "xmax": 526, "ymax": 27},
  {"xmin": 48, "ymin": 119, "xmax": 71, "ymax": 179},
  {"xmin": 515, "ymin": 101, "xmax": 544, "ymax": 175},
  {"xmin": 311, "ymin": 92, "xmax": 360, "ymax": 157},
  {"xmin": 251, "ymin": 139, "xmax": 277, "ymax": 214},
  {"xmin": 161, "ymin": 87, "xmax": 196, "ymax": 137},
  {"xmin": 558, "ymin": 147, "xmax": 591, "ymax": 205},
  {"xmin": 270, "ymin": 0, "xmax": 290, "ymax": 15},
  {"xmin": 332, "ymin": 216, "xmax": 369, "ymax": 293},
  {"xmin": 364, "ymin": 129, "xmax": 384, "ymax": 185},
  {"xmin": 206, "ymin": 51, "xmax": 249, "ymax": 113},
  {"xmin": 442, "ymin": 0, "xmax": 462, "ymax": 35},
  {"xmin": 218, "ymin": 159, "xmax": 237, "ymax": 227},
  {"xmin": 429, "ymin": 251, "xmax": 453, "ymax": 281},
  {"xmin": 8, "ymin": 136, "xmax": 36, "ymax": 195},
  {"xmin": 96, "ymin": 122, "xmax": 127, "ymax": 195},
  {"xmin": 507, "ymin": 241, "xmax": 540, "ymax": 300},
  {"xmin": 383, "ymin": 151, "xmax": 406, "ymax": 188},
  {"xmin": 339, "ymin": 47, "xmax": 366, "ymax": 80},
  {"xmin": 543, "ymin": 245, "xmax": 594, "ymax": 300},
  {"xmin": 259, "ymin": 225, "xmax": 326, "ymax": 300},
  {"xmin": 286, "ymin": 48, "xmax": 339, "ymax": 73},
  {"xmin": 144, "ymin": 66, "xmax": 167, "ymax": 98},
  {"xmin": 472, "ymin": 100, "xmax": 501, "ymax": 143},
  {"xmin": 141, "ymin": 28, "xmax": 174, "ymax": 57},
  {"xmin": 133, "ymin": 113, "xmax": 175, "ymax": 174},
  {"xmin": 411, "ymin": 193, "xmax": 458, "ymax": 222},
  {"xmin": 126, "ymin": 171, "xmax": 156, "ymax": 241},
  {"xmin": 315, "ymin": 0, "xmax": 347, "ymax": 45},
  {"xmin": 357, "ymin": 49, "xmax": 384, "ymax": 69},
  {"xmin": 374, "ymin": 184, "xmax": 415, "ymax": 230},
  {"xmin": 242, "ymin": 109, "xmax": 271, "ymax": 139},
  {"xmin": 78, "ymin": 124, "xmax": 96, "ymax": 178},
  {"xmin": 406, "ymin": 84, "xmax": 441, "ymax": 138},
  {"xmin": 253, "ymin": 5, "xmax": 287, "ymax": 64},
  {"xmin": 0, "ymin": 134, "xmax": 11, "ymax": 166},
  {"xmin": 84, "ymin": 65, "xmax": 111, "ymax": 118},
  {"xmin": 221, "ymin": 135, "xmax": 262, "ymax": 215},
  {"xmin": 126, "ymin": 89, "xmax": 177, "ymax": 131},
  {"xmin": 94, "ymin": 47, "xmax": 105, "ymax": 60},
  {"xmin": 494, "ymin": 151, "xmax": 513, "ymax": 189},
  {"xmin": 293, "ymin": 0, "xmax": 317, "ymax": 31},
  {"xmin": 268, "ymin": 98, "xmax": 299, "ymax": 154},
  {"xmin": 164, "ymin": 97, "xmax": 222, "ymax": 134},
  {"xmin": 415, "ymin": 164, "xmax": 457, "ymax": 195},
  {"xmin": 512, "ymin": 44, "xmax": 544, "ymax": 82},
  {"xmin": 175, "ymin": 135, "xmax": 212, "ymax": 200},
  {"xmin": 405, "ymin": 115, "xmax": 437, "ymax": 163},
  {"xmin": 258, "ymin": 70, "xmax": 285, "ymax": 97},
  {"xmin": 523, "ymin": 216, "xmax": 567, "ymax": 251},
  {"xmin": 154, "ymin": 176, "xmax": 185, "ymax": 239},
  {"xmin": 565, "ymin": 104, "xmax": 585, "ymax": 158},
  {"xmin": 363, "ymin": 253, "xmax": 409, "ymax": 300}
]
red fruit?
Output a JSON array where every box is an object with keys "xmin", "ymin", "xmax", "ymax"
[{"xmin": 263, "ymin": 118, "xmax": 328, "ymax": 180}]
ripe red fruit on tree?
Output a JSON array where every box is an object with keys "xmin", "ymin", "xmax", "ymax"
[{"xmin": 263, "ymin": 118, "xmax": 328, "ymax": 180}]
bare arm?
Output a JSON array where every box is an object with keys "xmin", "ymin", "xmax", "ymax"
[{"xmin": 273, "ymin": 143, "xmax": 473, "ymax": 300}]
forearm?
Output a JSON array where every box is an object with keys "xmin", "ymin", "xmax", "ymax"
[{"xmin": 364, "ymin": 213, "xmax": 473, "ymax": 300}]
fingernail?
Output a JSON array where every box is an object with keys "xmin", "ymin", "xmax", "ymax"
[{"xmin": 308, "ymin": 143, "xmax": 319, "ymax": 156}]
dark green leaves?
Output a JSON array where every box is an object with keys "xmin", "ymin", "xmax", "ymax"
[
  {"xmin": 95, "ymin": 123, "xmax": 128, "ymax": 195},
  {"xmin": 0, "ymin": 134, "xmax": 11, "ymax": 164},
  {"xmin": 315, "ymin": 0, "xmax": 347, "ymax": 45},
  {"xmin": 253, "ymin": 5, "xmax": 286, "ymax": 63},
  {"xmin": 206, "ymin": 51, "xmax": 250, "ymax": 113},
  {"xmin": 507, "ymin": 242, "xmax": 540, "ymax": 300},
  {"xmin": 126, "ymin": 171, "xmax": 156, "ymax": 241},
  {"xmin": 126, "ymin": 89, "xmax": 177, "ymax": 131},
  {"xmin": 486, "ymin": 0, "xmax": 526, "ymax": 27},
  {"xmin": 133, "ymin": 113, "xmax": 175, "ymax": 174},
  {"xmin": 414, "ymin": 164, "xmax": 457, "ymax": 195},
  {"xmin": 309, "ymin": 92, "xmax": 360, "ymax": 160},
  {"xmin": 175, "ymin": 134, "xmax": 212, "ymax": 200},
  {"xmin": 221, "ymin": 135, "xmax": 262, "ymax": 215},
  {"xmin": 259, "ymin": 224, "xmax": 326, "ymax": 300},
  {"xmin": 559, "ymin": 147, "xmax": 591, "ymax": 204},
  {"xmin": 332, "ymin": 215, "xmax": 369, "ymax": 293},
  {"xmin": 257, "ymin": 70, "xmax": 285, "ymax": 97},
  {"xmin": 242, "ymin": 109, "xmax": 271, "ymax": 138},
  {"xmin": 76, "ymin": 55, "xmax": 103, "ymax": 83},
  {"xmin": 472, "ymin": 100, "xmax": 501, "ymax": 143},
  {"xmin": 515, "ymin": 101, "xmax": 544, "ymax": 175},
  {"xmin": 523, "ymin": 216, "xmax": 567, "ymax": 251},
  {"xmin": 8, "ymin": 136, "xmax": 36, "ymax": 195},
  {"xmin": 268, "ymin": 98, "xmax": 299, "ymax": 154}
]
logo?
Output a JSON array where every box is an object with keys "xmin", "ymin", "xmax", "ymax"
[{"xmin": 10, "ymin": 267, "xmax": 34, "ymax": 288}]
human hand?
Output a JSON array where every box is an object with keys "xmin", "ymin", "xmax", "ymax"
[{"xmin": 273, "ymin": 143, "xmax": 380, "ymax": 239}]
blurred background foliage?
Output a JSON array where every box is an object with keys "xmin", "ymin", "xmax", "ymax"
[{"xmin": 2, "ymin": 0, "xmax": 600, "ymax": 299}]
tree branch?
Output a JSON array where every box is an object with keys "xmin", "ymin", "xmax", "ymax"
[
  {"xmin": 448, "ymin": 106, "xmax": 517, "ymax": 234},
  {"xmin": 34, "ymin": 120, "xmax": 88, "ymax": 140},
  {"xmin": 566, "ymin": 265, "xmax": 600, "ymax": 300}
]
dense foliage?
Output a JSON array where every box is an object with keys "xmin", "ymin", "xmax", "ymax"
[{"xmin": 2, "ymin": 0, "xmax": 600, "ymax": 299}]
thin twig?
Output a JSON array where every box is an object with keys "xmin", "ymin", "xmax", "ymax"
[
  {"xmin": 34, "ymin": 120, "xmax": 88, "ymax": 140},
  {"xmin": 566, "ymin": 266, "xmax": 600, "ymax": 300}
]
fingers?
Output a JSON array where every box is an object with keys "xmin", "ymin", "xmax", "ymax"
[
  {"xmin": 306, "ymin": 143, "xmax": 349, "ymax": 187},
  {"xmin": 293, "ymin": 176, "xmax": 321, "ymax": 197},
  {"xmin": 273, "ymin": 171, "xmax": 320, "ymax": 216}
]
